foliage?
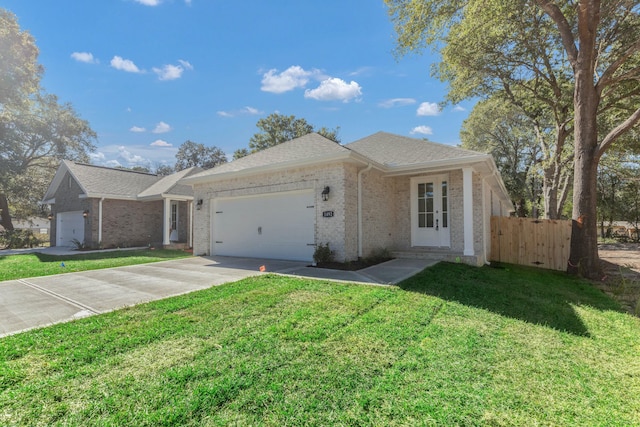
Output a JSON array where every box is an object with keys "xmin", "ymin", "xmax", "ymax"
[
  {"xmin": 0, "ymin": 229, "xmax": 40, "ymax": 249},
  {"xmin": 0, "ymin": 9, "xmax": 42, "ymax": 106},
  {"xmin": 246, "ymin": 113, "xmax": 340, "ymax": 154},
  {"xmin": 69, "ymin": 238, "xmax": 86, "ymax": 251},
  {"xmin": 313, "ymin": 242, "xmax": 335, "ymax": 264},
  {"xmin": 232, "ymin": 148, "xmax": 249, "ymax": 160},
  {"xmin": 174, "ymin": 140, "xmax": 227, "ymax": 171},
  {"xmin": 154, "ymin": 164, "xmax": 174, "ymax": 176},
  {"xmin": 0, "ymin": 264, "xmax": 637, "ymax": 425},
  {"xmin": 0, "ymin": 249, "xmax": 190, "ymax": 282}
]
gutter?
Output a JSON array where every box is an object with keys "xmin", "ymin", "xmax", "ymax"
[{"xmin": 357, "ymin": 163, "xmax": 373, "ymax": 258}]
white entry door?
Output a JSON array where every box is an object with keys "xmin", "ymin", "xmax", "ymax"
[
  {"xmin": 211, "ymin": 190, "xmax": 315, "ymax": 261},
  {"xmin": 57, "ymin": 211, "xmax": 85, "ymax": 247},
  {"xmin": 411, "ymin": 175, "xmax": 451, "ymax": 247}
]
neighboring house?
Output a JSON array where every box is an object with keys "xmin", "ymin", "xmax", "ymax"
[
  {"xmin": 181, "ymin": 132, "xmax": 514, "ymax": 265},
  {"xmin": 42, "ymin": 161, "xmax": 199, "ymax": 249}
]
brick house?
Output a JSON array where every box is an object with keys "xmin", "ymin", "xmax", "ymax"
[
  {"xmin": 181, "ymin": 132, "xmax": 513, "ymax": 265},
  {"xmin": 42, "ymin": 161, "xmax": 198, "ymax": 249}
]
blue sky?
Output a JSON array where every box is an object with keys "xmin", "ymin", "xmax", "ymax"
[{"xmin": 2, "ymin": 0, "xmax": 474, "ymax": 169}]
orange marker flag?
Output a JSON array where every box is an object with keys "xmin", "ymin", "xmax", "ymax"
[{"xmin": 259, "ymin": 265, "xmax": 266, "ymax": 272}]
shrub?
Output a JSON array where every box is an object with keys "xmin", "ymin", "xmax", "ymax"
[
  {"xmin": 0, "ymin": 229, "xmax": 41, "ymax": 249},
  {"xmin": 313, "ymin": 242, "xmax": 335, "ymax": 264}
]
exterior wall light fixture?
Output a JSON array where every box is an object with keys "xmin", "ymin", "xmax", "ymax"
[
  {"xmin": 83, "ymin": 209, "xmax": 89, "ymax": 218},
  {"xmin": 321, "ymin": 186, "xmax": 330, "ymax": 202},
  {"xmin": 196, "ymin": 199, "xmax": 203, "ymax": 210},
  {"xmin": 48, "ymin": 213, "xmax": 54, "ymax": 221}
]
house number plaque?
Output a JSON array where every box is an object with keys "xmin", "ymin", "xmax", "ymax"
[{"xmin": 322, "ymin": 211, "xmax": 334, "ymax": 218}]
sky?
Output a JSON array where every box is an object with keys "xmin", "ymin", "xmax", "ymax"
[{"xmin": 1, "ymin": 0, "xmax": 475, "ymax": 170}]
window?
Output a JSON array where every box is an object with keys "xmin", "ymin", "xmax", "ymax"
[
  {"xmin": 171, "ymin": 202, "xmax": 178, "ymax": 231},
  {"xmin": 418, "ymin": 182, "xmax": 434, "ymax": 228}
]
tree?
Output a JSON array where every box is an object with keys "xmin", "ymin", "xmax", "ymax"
[
  {"xmin": 232, "ymin": 148, "xmax": 249, "ymax": 160},
  {"xmin": 460, "ymin": 96, "xmax": 544, "ymax": 217},
  {"xmin": 0, "ymin": 9, "xmax": 42, "ymax": 108},
  {"xmin": 174, "ymin": 140, "xmax": 227, "ymax": 171},
  {"xmin": 385, "ymin": 0, "xmax": 640, "ymax": 278},
  {"xmin": 247, "ymin": 113, "xmax": 340, "ymax": 153},
  {"xmin": 0, "ymin": 92, "xmax": 96, "ymax": 230},
  {"xmin": 154, "ymin": 164, "xmax": 174, "ymax": 176}
]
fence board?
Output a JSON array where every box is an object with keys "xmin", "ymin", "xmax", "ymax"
[{"xmin": 490, "ymin": 217, "xmax": 571, "ymax": 271}]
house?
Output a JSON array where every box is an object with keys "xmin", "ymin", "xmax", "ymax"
[
  {"xmin": 181, "ymin": 132, "xmax": 513, "ymax": 265},
  {"xmin": 0, "ymin": 217, "xmax": 50, "ymax": 235},
  {"xmin": 42, "ymin": 161, "xmax": 199, "ymax": 249}
]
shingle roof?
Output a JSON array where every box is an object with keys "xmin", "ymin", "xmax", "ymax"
[
  {"xmin": 186, "ymin": 133, "xmax": 349, "ymax": 179},
  {"xmin": 137, "ymin": 167, "xmax": 199, "ymax": 199},
  {"xmin": 43, "ymin": 161, "xmax": 195, "ymax": 202},
  {"xmin": 345, "ymin": 131, "xmax": 485, "ymax": 167},
  {"xmin": 65, "ymin": 161, "xmax": 161, "ymax": 198}
]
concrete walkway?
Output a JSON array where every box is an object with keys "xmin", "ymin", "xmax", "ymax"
[{"xmin": 0, "ymin": 254, "xmax": 436, "ymax": 338}]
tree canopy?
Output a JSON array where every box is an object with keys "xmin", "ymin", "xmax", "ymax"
[
  {"xmin": 247, "ymin": 113, "xmax": 340, "ymax": 153},
  {"xmin": 174, "ymin": 140, "xmax": 227, "ymax": 171}
]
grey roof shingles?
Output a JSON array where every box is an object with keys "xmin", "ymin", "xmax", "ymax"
[
  {"xmin": 187, "ymin": 133, "xmax": 349, "ymax": 179},
  {"xmin": 345, "ymin": 131, "xmax": 486, "ymax": 167},
  {"xmin": 65, "ymin": 161, "xmax": 161, "ymax": 198}
]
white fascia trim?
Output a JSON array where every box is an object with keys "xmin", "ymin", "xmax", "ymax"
[
  {"xmin": 137, "ymin": 194, "xmax": 193, "ymax": 202},
  {"xmin": 79, "ymin": 194, "xmax": 137, "ymax": 201},
  {"xmin": 42, "ymin": 198, "xmax": 55, "ymax": 204},
  {"xmin": 181, "ymin": 151, "xmax": 377, "ymax": 185}
]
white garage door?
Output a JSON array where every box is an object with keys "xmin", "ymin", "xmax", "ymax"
[
  {"xmin": 212, "ymin": 190, "xmax": 315, "ymax": 261},
  {"xmin": 57, "ymin": 211, "xmax": 85, "ymax": 247}
]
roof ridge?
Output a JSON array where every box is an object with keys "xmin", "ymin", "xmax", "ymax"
[{"xmin": 69, "ymin": 161, "xmax": 158, "ymax": 176}]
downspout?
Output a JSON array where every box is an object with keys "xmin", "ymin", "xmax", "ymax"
[
  {"xmin": 357, "ymin": 163, "xmax": 373, "ymax": 258},
  {"xmin": 98, "ymin": 198, "xmax": 104, "ymax": 247}
]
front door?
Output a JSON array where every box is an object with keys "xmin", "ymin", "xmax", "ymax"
[{"xmin": 411, "ymin": 175, "xmax": 451, "ymax": 247}]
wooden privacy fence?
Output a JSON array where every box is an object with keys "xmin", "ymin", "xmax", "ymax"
[{"xmin": 490, "ymin": 216, "xmax": 572, "ymax": 271}]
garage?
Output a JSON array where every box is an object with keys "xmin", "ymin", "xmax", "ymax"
[
  {"xmin": 211, "ymin": 190, "xmax": 315, "ymax": 261},
  {"xmin": 57, "ymin": 211, "xmax": 85, "ymax": 247}
]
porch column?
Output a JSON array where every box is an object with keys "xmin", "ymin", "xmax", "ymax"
[
  {"xmin": 163, "ymin": 198, "xmax": 171, "ymax": 246},
  {"xmin": 463, "ymin": 167, "xmax": 474, "ymax": 256},
  {"xmin": 188, "ymin": 200, "xmax": 193, "ymax": 248}
]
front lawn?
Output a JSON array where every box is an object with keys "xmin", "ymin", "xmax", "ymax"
[
  {"xmin": 0, "ymin": 249, "xmax": 191, "ymax": 282},
  {"xmin": 1, "ymin": 263, "xmax": 638, "ymax": 425}
]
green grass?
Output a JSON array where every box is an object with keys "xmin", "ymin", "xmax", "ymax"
[
  {"xmin": 1, "ymin": 262, "xmax": 639, "ymax": 426},
  {"xmin": 0, "ymin": 249, "xmax": 190, "ymax": 282}
]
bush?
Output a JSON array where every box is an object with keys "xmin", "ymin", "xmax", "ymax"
[
  {"xmin": 313, "ymin": 242, "xmax": 335, "ymax": 264},
  {"xmin": 0, "ymin": 229, "xmax": 42, "ymax": 249}
]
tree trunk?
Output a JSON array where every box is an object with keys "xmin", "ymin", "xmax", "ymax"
[
  {"xmin": 568, "ymin": 51, "xmax": 601, "ymax": 278},
  {"xmin": 0, "ymin": 193, "xmax": 14, "ymax": 231}
]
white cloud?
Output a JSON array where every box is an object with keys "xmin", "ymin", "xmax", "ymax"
[
  {"xmin": 410, "ymin": 126, "xmax": 433, "ymax": 135},
  {"xmin": 89, "ymin": 152, "xmax": 106, "ymax": 163},
  {"xmin": 111, "ymin": 56, "xmax": 142, "ymax": 73},
  {"xmin": 118, "ymin": 146, "xmax": 149, "ymax": 166},
  {"xmin": 71, "ymin": 52, "xmax": 97, "ymax": 64},
  {"xmin": 417, "ymin": 102, "xmax": 441, "ymax": 116},
  {"xmin": 150, "ymin": 139, "xmax": 172, "ymax": 147},
  {"xmin": 453, "ymin": 105, "xmax": 466, "ymax": 112},
  {"xmin": 134, "ymin": 0, "xmax": 161, "ymax": 5},
  {"xmin": 379, "ymin": 98, "xmax": 416, "ymax": 108},
  {"xmin": 153, "ymin": 60, "xmax": 193, "ymax": 81},
  {"xmin": 260, "ymin": 66, "xmax": 321, "ymax": 93},
  {"xmin": 304, "ymin": 78, "xmax": 362, "ymax": 102},
  {"xmin": 185, "ymin": 0, "xmax": 192, "ymax": 4},
  {"xmin": 129, "ymin": 126, "xmax": 146, "ymax": 132},
  {"xmin": 217, "ymin": 106, "xmax": 263, "ymax": 118},
  {"xmin": 152, "ymin": 121, "xmax": 172, "ymax": 134}
]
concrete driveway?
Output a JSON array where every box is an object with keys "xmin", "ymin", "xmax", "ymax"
[{"xmin": 1, "ymin": 255, "xmax": 435, "ymax": 338}]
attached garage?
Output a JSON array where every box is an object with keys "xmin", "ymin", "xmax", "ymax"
[
  {"xmin": 57, "ymin": 211, "xmax": 85, "ymax": 247},
  {"xmin": 211, "ymin": 190, "xmax": 315, "ymax": 261}
]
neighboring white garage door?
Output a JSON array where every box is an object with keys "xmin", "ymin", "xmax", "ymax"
[
  {"xmin": 57, "ymin": 211, "xmax": 85, "ymax": 247},
  {"xmin": 212, "ymin": 190, "xmax": 315, "ymax": 261}
]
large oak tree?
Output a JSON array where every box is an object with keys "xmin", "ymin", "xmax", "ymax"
[{"xmin": 385, "ymin": 0, "xmax": 640, "ymax": 278}]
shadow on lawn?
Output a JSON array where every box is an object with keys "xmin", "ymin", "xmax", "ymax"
[
  {"xmin": 399, "ymin": 262, "xmax": 623, "ymax": 337},
  {"xmin": 31, "ymin": 249, "xmax": 186, "ymax": 263}
]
